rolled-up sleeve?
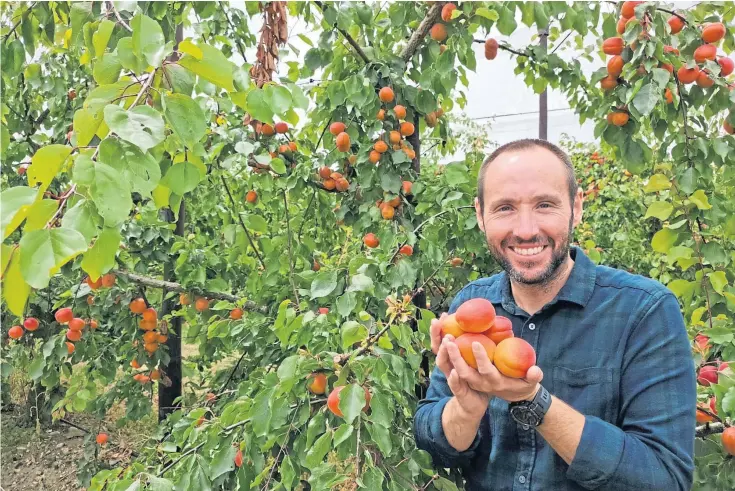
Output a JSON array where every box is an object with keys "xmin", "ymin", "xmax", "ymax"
[
  {"xmin": 414, "ymin": 288, "xmax": 490, "ymax": 468},
  {"xmin": 567, "ymin": 292, "xmax": 696, "ymax": 490}
]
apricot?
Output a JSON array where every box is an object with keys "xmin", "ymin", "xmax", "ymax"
[
  {"xmin": 665, "ymin": 88, "xmax": 674, "ymax": 104},
  {"xmin": 101, "ymin": 273, "xmax": 116, "ymax": 287},
  {"xmin": 400, "ymin": 122, "xmax": 415, "ymax": 137},
  {"xmin": 335, "ymin": 177, "xmax": 349, "ymax": 192},
  {"xmin": 86, "ymin": 276, "xmax": 102, "ymax": 289},
  {"xmin": 378, "ymin": 87, "xmax": 394, "ymax": 103},
  {"xmin": 677, "ymin": 65, "xmax": 700, "ymax": 84},
  {"xmin": 602, "ymin": 37, "xmax": 624, "ymax": 55},
  {"xmin": 234, "ymin": 448, "xmax": 243, "ymax": 467},
  {"xmin": 484, "ymin": 315, "xmax": 514, "ymax": 345},
  {"xmin": 696, "ymin": 407, "xmax": 715, "ymax": 423},
  {"xmin": 376, "ymin": 109, "xmax": 385, "ymax": 120},
  {"xmin": 694, "ymin": 44, "xmax": 716, "ymax": 63},
  {"xmin": 130, "ymin": 298, "xmax": 147, "ymax": 314},
  {"xmin": 131, "ymin": 359, "xmax": 141, "ymax": 369},
  {"xmin": 195, "ymin": 297, "xmax": 210, "ymax": 312},
  {"xmin": 393, "ymin": 105, "xmax": 407, "ymax": 120},
  {"xmin": 142, "ymin": 308, "xmax": 157, "ymax": 322},
  {"xmin": 374, "ymin": 140, "xmax": 388, "ymax": 153},
  {"xmin": 439, "ymin": 313, "xmax": 464, "ymax": 339},
  {"xmin": 430, "ymin": 24, "xmax": 447, "ymax": 43},
  {"xmin": 696, "ymin": 71, "xmax": 714, "ymax": 88},
  {"xmin": 230, "ymin": 308, "xmax": 243, "ymax": 320},
  {"xmin": 722, "ymin": 427, "xmax": 735, "ymax": 455},
  {"xmin": 718, "ymin": 56, "xmax": 734, "ymax": 76},
  {"xmin": 323, "ymin": 178, "xmax": 336, "ymax": 190},
  {"xmin": 144, "ymin": 342, "xmax": 159, "ymax": 353},
  {"xmin": 66, "ymin": 329, "xmax": 82, "ymax": 342},
  {"xmin": 616, "ymin": 17, "xmax": 628, "ymax": 35},
  {"xmin": 151, "ymin": 369, "xmax": 160, "ymax": 380},
  {"xmin": 55, "ymin": 307, "xmax": 73, "ymax": 324},
  {"xmin": 8, "ymin": 325, "xmax": 23, "ymax": 340},
  {"xmin": 425, "ymin": 112, "xmax": 438, "ymax": 127},
  {"xmin": 702, "ymin": 22, "xmax": 725, "ymax": 44},
  {"xmin": 725, "ymin": 120, "xmax": 734, "ymax": 135},
  {"xmin": 369, "ymin": 151, "xmax": 381, "ymax": 164},
  {"xmin": 455, "ymin": 334, "xmax": 496, "ymax": 369},
  {"xmin": 289, "ymin": 141, "xmax": 297, "ymax": 152},
  {"xmin": 668, "ymin": 15, "xmax": 684, "ymax": 34},
  {"xmin": 363, "ymin": 233, "xmax": 379, "ymax": 248},
  {"xmin": 319, "ymin": 166, "xmax": 332, "ymax": 179},
  {"xmin": 336, "ymin": 132, "xmax": 351, "ymax": 152},
  {"xmin": 494, "ymin": 338, "xmax": 536, "ymax": 378},
  {"xmin": 450, "ymin": 257, "xmax": 463, "ymax": 267},
  {"xmin": 329, "ymin": 122, "xmax": 346, "ymax": 135},
  {"xmin": 327, "ymin": 385, "xmax": 371, "ymax": 418},
  {"xmin": 179, "ymin": 293, "xmax": 191, "ymax": 305},
  {"xmin": 620, "ymin": 1, "xmax": 641, "ymax": 19},
  {"xmin": 607, "ymin": 55, "xmax": 624, "ymax": 76},
  {"xmin": 66, "ymin": 342, "xmax": 75, "ymax": 354},
  {"xmin": 308, "ymin": 373, "xmax": 327, "ymax": 394},
  {"xmin": 609, "ymin": 112, "xmax": 629, "ymax": 126},
  {"xmin": 399, "ymin": 244, "xmax": 413, "ymax": 256},
  {"xmin": 402, "ymin": 180, "xmax": 412, "ymax": 195},
  {"xmin": 441, "ymin": 3, "xmax": 456, "ymax": 22},
  {"xmin": 143, "ymin": 331, "xmax": 158, "ymax": 344},
  {"xmin": 313, "ymin": 261, "xmax": 321, "ymax": 271},
  {"xmin": 381, "ymin": 204, "xmax": 395, "ymax": 220},
  {"xmin": 274, "ymin": 122, "xmax": 288, "ymax": 134},
  {"xmin": 261, "ymin": 123, "xmax": 275, "ymax": 136},
  {"xmin": 23, "ymin": 318, "xmax": 39, "ymax": 331},
  {"xmin": 318, "ymin": 307, "xmax": 329, "ymax": 315},
  {"xmin": 455, "ymin": 298, "xmax": 496, "ymax": 333},
  {"xmin": 484, "ymin": 38, "xmax": 498, "ymax": 60},
  {"xmin": 348, "ymin": 154, "xmax": 357, "ymax": 165},
  {"xmin": 69, "ymin": 318, "xmax": 85, "ymax": 331},
  {"xmin": 600, "ymin": 76, "xmax": 618, "ymax": 91},
  {"xmin": 389, "ymin": 131, "xmax": 401, "ymax": 144},
  {"xmin": 96, "ymin": 433, "xmax": 108, "ymax": 445},
  {"xmin": 698, "ymin": 365, "xmax": 718, "ymax": 386},
  {"xmin": 139, "ymin": 318, "xmax": 156, "ymax": 331}
]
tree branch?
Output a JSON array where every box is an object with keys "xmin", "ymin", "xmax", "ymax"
[
  {"xmin": 219, "ymin": 175, "xmax": 267, "ymax": 270},
  {"xmin": 111, "ymin": 269, "xmax": 268, "ymax": 314},
  {"xmin": 696, "ymin": 422, "xmax": 726, "ymax": 438},
  {"xmin": 314, "ymin": 1, "xmax": 369, "ymax": 63},
  {"xmin": 401, "ymin": 2, "xmax": 447, "ymax": 62},
  {"xmin": 473, "ymin": 38, "xmax": 528, "ymax": 57},
  {"xmin": 282, "ymin": 191, "xmax": 300, "ymax": 306},
  {"xmin": 108, "ymin": 1, "xmax": 133, "ymax": 32},
  {"xmin": 218, "ymin": 1, "xmax": 248, "ymax": 62}
]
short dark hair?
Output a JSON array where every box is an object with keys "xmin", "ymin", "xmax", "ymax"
[{"xmin": 477, "ymin": 139, "xmax": 578, "ymax": 211}]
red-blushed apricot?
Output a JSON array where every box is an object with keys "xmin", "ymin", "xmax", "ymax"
[
  {"xmin": 55, "ymin": 307, "xmax": 73, "ymax": 324},
  {"xmin": 696, "ymin": 407, "xmax": 715, "ymax": 423},
  {"xmin": 230, "ymin": 308, "xmax": 243, "ymax": 320},
  {"xmin": 378, "ymin": 87, "xmax": 394, "ymax": 103},
  {"xmin": 318, "ymin": 307, "xmax": 329, "ymax": 315},
  {"xmin": 96, "ymin": 433, "xmax": 108, "ymax": 445},
  {"xmin": 494, "ymin": 338, "xmax": 536, "ymax": 378},
  {"xmin": 484, "ymin": 315, "xmax": 514, "ymax": 344},
  {"xmin": 234, "ymin": 448, "xmax": 243, "ymax": 467},
  {"xmin": 308, "ymin": 373, "xmax": 327, "ymax": 394},
  {"xmin": 620, "ymin": 1, "xmax": 641, "ymax": 19},
  {"xmin": 66, "ymin": 329, "xmax": 82, "ymax": 342},
  {"xmin": 702, "ymin": 22, "xmax": 725, "ymax": 44},
  {"xmin": 698, "ymin": 365, "xmax": 718, "ymax": 386},
  {"xmin": 723, "ymin": 427, "xmax": 735, "ymax": 455},
  {"xmin": 327, "ymin": 385, "xmax": 371, "ymax": 418},
  {"xmin": 129, "ymin": 298, "xmax": 147, "ymax": 314},
  {"xmin": 68, "ymin": 318, "xmax": 85, "ymax": 331},
  {"xmin": 668, "ymin": 15, "xmax": 684, "ymax": 34},
  {"xmin": 195, "ymin": 297, "xmax": 210, "ymax": 312},
  {"xmin": 101, "ymin": 273, "xmax": 116, "ymax": 287},
  {"xmin": 9, "ymin": 325, "xmax": 23, "ymax": 339},
  {"xmin": 602, "ymin": 37, "xmax": 624, "ymax": 55},
  {"xmin": 439, "ymin": 313, "xmax": 464, "ymax": 338},
  {"xmin": 694, "ymin": 44, "xmax": 716, "ymax": 64},
  {"xmin": 329, "ymin": 122, "xmax": 346, "ymax": 135},
  {"xmin": 455, "ymin": 333, "xmax": 496, "ymax": 369},
  {"xmin": 455, "ymin": 298, "xmax": 496, "ymax": 333},
  {"xmin": 66, "ymin": 342, "xmax": 75, "ymax": 354},
  {"xmin": 23, "ymin": 318, "xmax": 39, "ymax": 331}
]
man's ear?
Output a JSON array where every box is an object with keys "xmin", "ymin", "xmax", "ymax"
[
  {"xmin": 475, "ymin": 197, "xmax": 485, "ymax": 233},
  {"xmin": 572, "ymin": 188, "xmax": 584, "ymax": 228}
]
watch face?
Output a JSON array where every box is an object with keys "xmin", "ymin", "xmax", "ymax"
[{"xmin": 510, "ymin": 405, "xmax": 541, "ymax": 427}]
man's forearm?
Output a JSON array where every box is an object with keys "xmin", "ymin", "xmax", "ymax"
[
  {"xmin": 536, "ymin": 395, "xmax": 585, "ymax": 465},
  {"xmin": 442, "ymin": 397, "xmax": 485, "ymax": 451}
]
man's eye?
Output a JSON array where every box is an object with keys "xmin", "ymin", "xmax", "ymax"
[
  {"xmin": 498, "ymin": 206, "xmax": 512, "ymax": 212},
  {"xmin": 539, "ymin": 203, "xmax": 551, "ymax": 208}
]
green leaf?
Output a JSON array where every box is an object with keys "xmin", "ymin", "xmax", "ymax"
[
  {"xmin": 2, "ymin": 250, "xmax": 30, "ymax": 316},
  {"xmin": 533, "ymin": 3, "xmax": 549, "ymax": 29},
  {"xmin": 146, "ymin": 477, "xmax": 174, "ymax": 491},
  {"xmin": 444, "ymin": 163, "xmax": 469, "ymax": 186},
  {"xmin": 93, "ymin": 53, "xmax": 122, "ymax": 85},
  {"xmin": 81, "ymin": 227, "xmax": 121, "ymax": 280},
  {"xmin": 497, "ymin": 6, "xmax": 517, "ymax": 35},
  {"xmin": 644, "ymin": 174, "xmax": 671, "ymax": 193},
  {"xmin": 1, "ymin": 186, "xmax": 38, "ymax": 240},
  {"xmin": 632, "ymin": 83, "xmax": 658, "ymax": 117},
  {"xmin": 651, "ymin": 228, "xmax": 678, "ymax": 253},
  {"xmin": 245, "ymin": 89, "xmax": 274, "ymax": 123},
  {"xmin": 644, "ymin": 201, "xmax": 673, "ymax": 220},
  {"xmin": 701, "ymin": 243, "xmax": 727, "ymax": 266},
  {"xmin": 363, "ymin": 467, "xmax": 385, "ymax": 489},
  {"xmin": 70, "ymin": 2, "xmax": 93, "ymax": 46},
  {"xmin": 73, "ymin": 157, "xmax": 133, "ymax": 226},
  {"xmin": 333, "ymin": 424, "xmax": 353, "ymax": 447},
  {"xmin": 99, "ymin": 137, "xmax": 161, "ymax": 197},
  {"xmin": 269, "ymin": 158, "xmax": 287, "ymax": 175},
  {"xmin": 336, "ymin": 292, "xmax": 356, "ymax": 317},
  {"xmin": 338, "ymin": 384, "xmax": 366, "ymax": 424},
  {"xmin": 341, "ymin": 321, "xmax": 368, "ymax": 351},
  {"xmin": 116, "ymin": 37, "xmax": 148, "ymax": 74},
  {"xmin": 131, "ymin": 14, "xmax": 166, "ymax": 68},
  {"xmin": 704, "ymin": 326, "xmax": 733, "ymax": 344},
  {"xmin": 689, "ymin": 190, "xmax": 711, "ymax": 210},
  {"xmin": 104, "ymin": 104, "xmax": 164, "ymax": 153},
  {"xmin": 722, "ymin": 387, "xmax": 735, "ymax": 414},
  {"xmin": 368, "ymin": 391, "xmax": 395, "ymax": 428},
  {"xmin": 708, "ymin": 271, "xmax": 728, "ymax": 295},
  {"xmin": 162, "ymin": 64, "xmax": 195, "ymax": 95},
  {"xmin": 19, "ymin": 229, "xmax": 88, "ymax": 289},
  {"xmin": 666, "ymin": 279, "xmax": 694, "ymax": 299},
  {"xmin": 178, "ymin": 42, "xmax": 235, "ymax": 92},
  {"xmin": 264, "ymin": 84, "xmax": 293, "ymax": 116},
  {"xmin": 243, "ymin": 214, "xmax": 267, "ymax": 233},
  {"xmin": 161, "ymin": 93, "xmax": 206, "ymax": 149},
  {"xmin": 311, "ymin": 271, "xmax": 338, "ymax": 298},
  {"xmin": 28, "ymin": 145, "xmax": 73, "ymax": 194},
  {"xmin": 93, "ymin": 19, "xmax": 115, "ymax": 58},
  {"xmin": 162, "ymin": 162, "xmax": 201, "ymax": 195},
  {"xmin": 209, "ymin": 444, "xmax": 237, "ymax": 480},
  {"xmin": 347, "ymin": 273, "xmax": 374, "ymax": 294},
  {"xmin": 23, "ymin": 200, "xmax": 59, "ymax": 232},
  {"xmin": 366, "ymin": 421, "xmax": 392, "ymax": 455},
  {"xmin": 61, "ymin": 200, "xmax": 101, "ymax": 243},
  {"xmin": 304, "ymin": 432, "xmax": 332, "ymax": 469},
  {"xmin": 677, "ymin": 167, "xmax": 696, "ymax": 195},
  {"xmin": 475, "ymin": 7, "xmax": 499, "ymax": 21},
  {"xmin": 74, "ymin": 108, "xmax": 104, "ymax": 147},
  {"xmin": 28, "ymin": 356, "xmax": 45, "ymax": 381}
]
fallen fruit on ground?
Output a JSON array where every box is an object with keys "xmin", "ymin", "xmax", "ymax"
[
  {"xmin": 494, "ymin": 338, "xmax": 536, "ymax": 378},
  {"xmin": 96, "ymin": 433, "xmax": 108, "ymax": 445}
]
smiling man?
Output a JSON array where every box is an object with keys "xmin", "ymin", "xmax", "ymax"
[{"xmin": 414, "ymin": 139, "xmax": 696, "ymax": 490}]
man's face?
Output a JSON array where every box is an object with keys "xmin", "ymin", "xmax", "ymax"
[{"xmin": 474, "ymin": 147, "xmax": 583, "ymax": 285}]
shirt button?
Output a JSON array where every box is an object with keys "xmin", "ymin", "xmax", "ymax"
[
  {"xmin": 518, "ymin": 475, "xmax": 526, "ymax": 484},
  {"xmin": 528, "ymin": 323, "xmax": 536, "ymax": 330}
]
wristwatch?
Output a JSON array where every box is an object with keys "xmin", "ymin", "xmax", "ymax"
[{"xmin": 509, "ymin": 384, "xmax": 552, "ymax": 428}]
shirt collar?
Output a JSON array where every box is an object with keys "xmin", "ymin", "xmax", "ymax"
[{"xmin": 496, "ymin": 246, "xmax": 597, "ymax": 315}]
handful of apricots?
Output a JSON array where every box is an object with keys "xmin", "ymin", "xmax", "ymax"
[{"xmin": 437, "ymin": 298, "xmax": 536, "ymax": 378}]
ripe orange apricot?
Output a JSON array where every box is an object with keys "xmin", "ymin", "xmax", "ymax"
[
  {"xmin": 9, "ymin": 325, "xmax": 23, "ymax": 339},
  {"xmin": 275, "ymin": 122, "xmax": 288, "ymax": 134},
  {"xmin": 230, "ymin": 308, "xmax": 244, "ymax": 320},
  {"xmin": 363, "ymin": 233, "xmax": 379, "ymax": 248},
  {"xmin": 381, "ymin": 204, "xmax": 395, "ymax": 220},
  {"xmin": 668, "ymin": 15, "xmax": 685, "ymax": 34},
  {"xmin": 55, "ymin": 307, "xmax": 73, "ymax": 324},
  {"xmin": 374, "ymin": 140, "xmax": 388, "ymax": 153},
  {"xmin": 66, "ymin": 329, "xmax": 82, "ymax": 342},
  {"xmin": 393, "ymin": 105, "xmax": 407, "ymax": 120},
  {"xmin": 335, "ymin": 177, "xmax": 349, "ymax": 192},
  {"xmin": 400, "ymin": 122, "xmax": 415, "ymax": 137},
  {"xmin": 142, "ymin": 308, "xmax": 157, "ymax": 322},
  {"xmin": 696, "ymin": 407, "xmax": 715, "ymax": 423},
  {"xmin": 234, "ymin": 448, "xmax": 243, "ymax": 467},
  {"xmin": 379, "ymin": 87, "xmax": 394, "ymax": 103},
  {"xmin": 150, "ymin": 369, "xmax": 160, "ymax": 380},
  {"xmin": 318, "ymin": 166, "xmax": 332, "ymax": 179},
  {"xmin": 439, "ymin": 313, "xmax": 464, "ymax": 339},
  {"xmin": 723, "ymin": 427, "xmax": 735, "ymax": 455},
  {"xmin": 131, "ymin": 359, "xmax": 141, "ymax": 369},
  {"xmin": 430, "ymin": 23, "xmax": 447, "ymax": 42},
  {"xmin": 724, "ymin": 120, "xmax": 734, "ymax": 135},
  {"xmin": 660, "ymin": 62, "xmax": 674, "ymax": 73},
  {"xmin": 386, "ymin": 196, "xmax": 401, "ymax": 208},
  {"xmin": 130, "ymin": 298, "xmax": 147, "ymax": 314},
  {"xmin": 180, "ymin": 293, "xmax": 191, "ymax": 305},
  {"xmin": 101, "ymin": 273, "xmax": 116, "ymax": 288},
  {"xmin": 602, "ymin": 37, "xmax": 624, "ymax": 55},
  {"xmin": 195, "ymin": 298, "xmax": 209, "ymax": 312},
  {"xmin": 455, "ymin": 333, "xmax": 496, "ymax": 369},
  {"xmin": 441, "ymin": 3, "xmax": 456, "ymax": 22},
  {"xmin": 69, "ymin": 318, "xmax": 85, "ymax": 331},
  {"xmin": 139, "ymin": 318, "xmax": 156, "ymax": 331},
  {"xmin": 278, "ymin": 144, "xmax": 289, "ymax": 154},
  {"xmin": 389, "ymin": 131, "xmax": 402, "ymax": 144},
  {"xmin": 86, "ymin": 276, "xmax": 102, "ymax": 289},
  {"xmin": 143, "ymin": 331, "xmax": 159, "ymax": 344},
  {"xmin": 323, "ymin": 178, "xmax": 336, "ymax": 190},
  {"xmin": 600, "ymin": 76, "xmax": 618, "ymax": 91},
  {"xmin": 484, "ymin": 38, "xmax": 498, "ymax": 60},
  {"xmin": 620, "ymin": 1, "xmax": 641, "ymax": 19},
  {"xmin": 376, "ymin": 109, "xmax": 385, "ymax": 120},
  {"xmin": 327, "ymin": 385, "xmax": 371, "ymax": 418},
  {"xmin": 329, "ymin": 122, "xmax": 346, "ymax": 135},
  {"xmin": 718, "ymin": 56, "xmax": 734, "ymax": 76},
  {"xmin": 157, "ymin": 333, "xmax": 168, "ymax": 343},
  {"xmin": 455, "ymin": 298, "xmax": 496, "ymax": 333},
  {"xmin": 494, "ymin": 338, "xmax": 536, "ymax": 378},
  {"xmin": 484, "ymin": 315, "xmax": 514, "ymax": 345},
  {"xmin": 616, "ymin": 17, "xmax": 627, "ymax": 35},
  {"xmin": 399, "ymin": 244, "xmax": 413, "ymax": 256},
  {"xmin": 369, "ymin": 150, "xmax": 381, "ymax": 164},
  {"xmin": 261, "ymin": 123, "xmax": 275, "ymax": 136},
  {"xmin": 96, "ymin": 433, "xmax": 108, "ymax": 445},
  {"xmin": 23, "ymin": 318, "xmax": 39, "ymax": 331},
  {"xmin": 66, "ymin": 342, "xmax": 75, "ymax": 354},
  {"xmin": 607, "ymin": 55, "xmax": 624, "ymax": 76},
  {"xmin": 694, "ymin": 44, "xmax": 717, "ymax": 63},
  {"xmin": 665, "ymin": 88, "xmax": 674, "ymax": 104},
  {"xmin": 336, "ymin": 132, "xmax": 351, "ymax": 152},
  {"xmin": 308, "ymin": 373, "xmax": 327, "ymax": 395},
  {"xmin": 144, "ymin": 342, "xmax": 159, "ymax": 353},
  {"xmin": 696, "ymin": 71, "xmax": 714, "ymax": 88},
  {"xmin": 402, "ymin": 180, "xmax": 413, "ymax": 195},
  {"xmin": 677, "ymin": 65, "xmax": 700, "ymax": 84},
  {"xmin": 609, "ymin": 111, "xmax": 629, "ymax": 126},
  {"xmin": 702, "ymin": 22, "xmax": 725, "ymax": 44}
]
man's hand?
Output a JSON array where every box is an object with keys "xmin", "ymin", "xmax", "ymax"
[{"xmin": 445, "ymin": 337, "xmax": 544, "ymax": 403}]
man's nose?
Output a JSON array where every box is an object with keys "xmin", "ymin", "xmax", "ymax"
[{"xmin": 514, "ymin": 208, "xmax": 539, "ymax": 240}]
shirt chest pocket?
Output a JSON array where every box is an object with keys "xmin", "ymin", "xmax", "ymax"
[{"xmin": 549, "ymin": 366, "xmax": 618, "ymax": 423}]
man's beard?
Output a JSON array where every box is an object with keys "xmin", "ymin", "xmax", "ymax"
[{"xmin": 485, "ymin": 215, "xmax": 574, "ymax": 286}]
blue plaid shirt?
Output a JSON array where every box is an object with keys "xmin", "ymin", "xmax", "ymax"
[{"xmin": 414, "ymin": 247, "xmax": 695, "ymax": 490}]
